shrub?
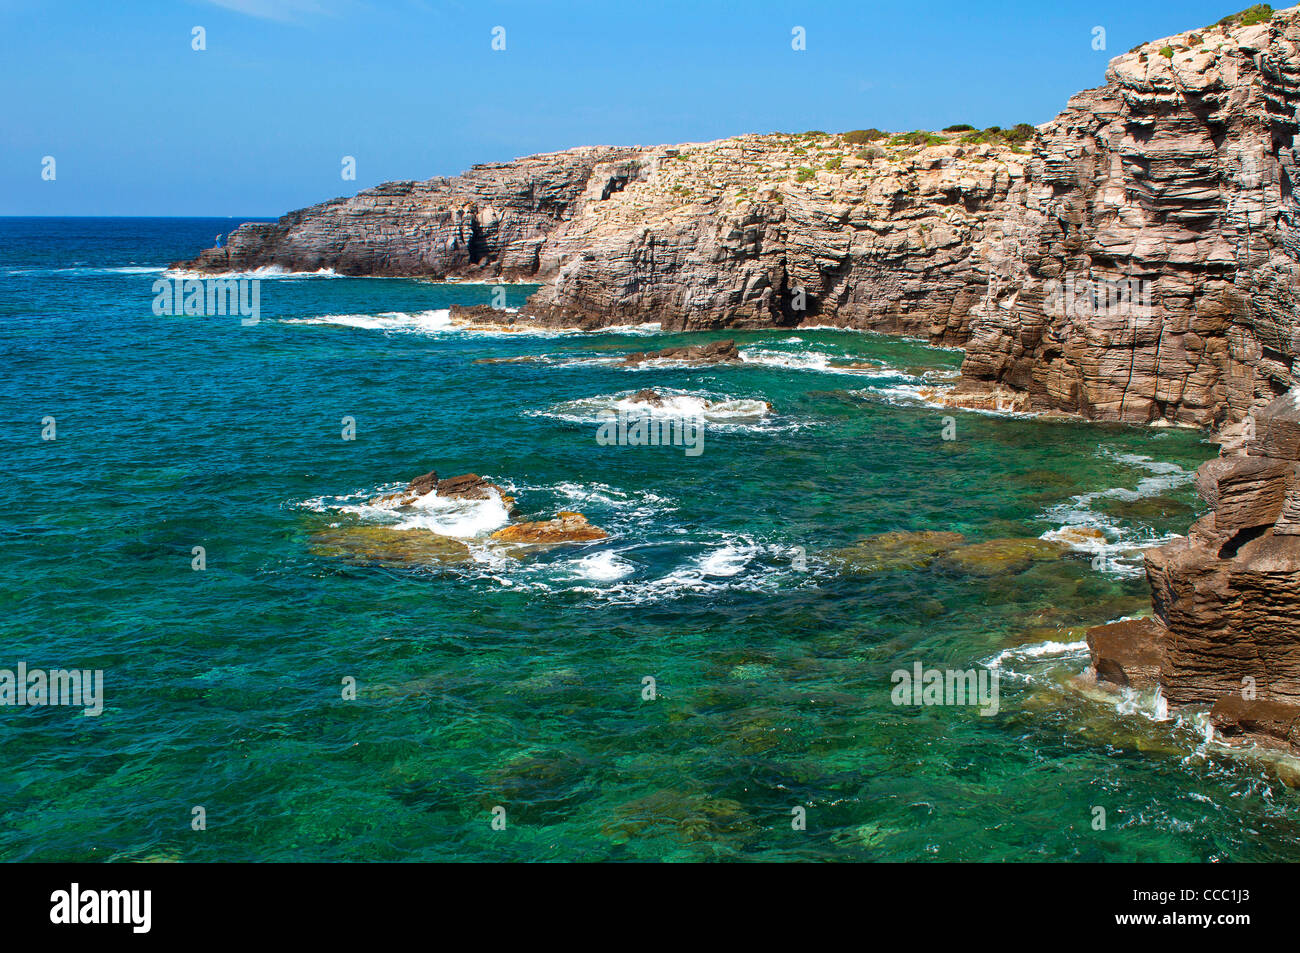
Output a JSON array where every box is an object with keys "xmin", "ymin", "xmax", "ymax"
[
  {"xmin": 1002, "ymin": 123, "xmax": 1038, "ymax": 144},
  {"xmin": 942, "ymin": 123, "xmax": 976, "ymax": 132},
  {"xmin": 1159, "ymin": 45, "xmax": 1174, "ymax": 58},
  {"xmin": 889, "ymin": 130, "xmax": 945, "ymax": 147},
  {"xmin": 796, "ymin": 167, "xmax": 815, "ymax": 182},
  {"xmin": 1219, "ymin": 4, "xmax": 1273, "ymax": 27},
  {"xmin": 843, "ymin": 128, "xmax": 887, "ymax": 144},
  {"xmin": 857, "ymin": 146, "xmax": 885, "ymax": 161},
  {"xmin": 825, "ymin": 156, "xmax": 842, "ymax": 170}
]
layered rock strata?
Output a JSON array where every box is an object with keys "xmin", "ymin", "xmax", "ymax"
[
  {"xmin": 1089, "ymin": 389, "xmax": 1300, "ymax": 749},
  {"xmin": 958, "ymin": 9, "xmax": 1300, "ymax": 426},
  {"xmin": 179, "ymin": 9, "xmax": 1300, "ymax": 428}
]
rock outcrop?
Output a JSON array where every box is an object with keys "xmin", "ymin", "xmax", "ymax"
[
  {"xmin": 958, "ymin": 8, "xmax": 1300, "ymax": 427},
  {"xmin": 620, "ymin": 339, "xmax": 741, "ymax": 366},
  {"xmin": 1089, "ymin": 389, "xmax": 1300, "ymax": 749},
  {"xmin": 371, "ymin": 470, "xmax": 515, "ymax": 508},
  {"xmin": 184, "ymin": 147, "xmax": 644, "ymax": 278},
  {"xmin": 490, "ymin": 512, "xmax": 608, "ymax": 545}
]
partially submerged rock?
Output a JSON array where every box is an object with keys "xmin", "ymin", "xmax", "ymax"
[
  {"xmin": 832, "ymin": 530, "xmax": 966, "ymax": 574},
  {"xmin": 309, "ymin": 525, "xmax": 472, "ymax": 567},
  {"xmin": 490, "ymin": 512, "xmax": 608, "ymax": 545},
  {"xmin": 1118, "ymin": 390, "xmax": 1300, "ymax": 752},
  {"xmin": 1210, "ymin": 695, "xmax": 1300, "ymax": 748},
  {"xmin": 621, "ymin": 339, "xmax": 741, "ymax": 366},
  {"xmin": 940, "ymin": 537, "xmax": 1068, "ymax": 575},
  {"xmin": 630, "ymin": 388, "xmax": 669, "ymax": 406},
  {"xmin": 1086, "ymin": 618, "xmax": 1163, "ymax": 690},
  {"xmin": 1046, "ymin": 526, "xmax": 1108, "ymax": 547},
  {"xmin": 371, "ymin": 471, "xmax": 515, "ymax": 508}
]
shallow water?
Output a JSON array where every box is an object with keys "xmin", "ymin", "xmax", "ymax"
[{"xmin": 3, "ymin": 217, "xmax": 1291, "ymax": 862}]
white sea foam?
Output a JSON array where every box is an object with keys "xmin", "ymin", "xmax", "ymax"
[
  {"xmin": 567, "ymin": 550, "xmax": 635, "ymax": 581},
  {"xmin": 302, "ymin": 482, "xmax": 511, "ymax": 538},
  {"xmin": 1039, "ymin": 449, "xmax": 1196, "ymax": 576},
  {"xmin": 985, "ymin": 639, "xmax": 1090, "ymax": 686},
  {"xmin": 164, "ymin": 266, "xmax": 341, "ymax": 280},
  {"xmin": 6, "ymin": 265, "xmax": 167, "ymax": 276},
  {"xmin": 282, "ymin": 309, "xmax": 454, "ymax": 333},
  {"xmin": 281, "ymin": 309, "xmax": 660, "ymax": 339},
  {"xmin": 533, "ymin": 389, "xmax": 784, "ymax": 431}
]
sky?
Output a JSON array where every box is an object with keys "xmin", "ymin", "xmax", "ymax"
[{"xmin": 1, "ymin": 0, "xmax": 1254, "ymax": 216}]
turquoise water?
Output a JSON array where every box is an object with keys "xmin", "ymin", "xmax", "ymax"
[{"xmin": 2, "ymin": 217, "xmax": 1294, "ymax": 862}]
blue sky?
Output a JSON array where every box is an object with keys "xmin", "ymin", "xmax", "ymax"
[{"xmin": 2, "ymin": 0, "xmax": 1248, "ymax": 216}]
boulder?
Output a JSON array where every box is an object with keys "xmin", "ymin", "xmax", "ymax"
[
  {"xmin": 1086, "ymin": 618, "xmax": 1164, "ymax": 690},
  {"xmin": 490, "ymin": 512, "xmax": 608, "ymax": 544},
  {"xmin": 621, "ymin": 340, "xmax": 741, "ymax": 366}
]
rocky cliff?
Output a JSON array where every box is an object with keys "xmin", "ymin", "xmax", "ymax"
[
  {"xmin": 958, "ymin": 8, "xmax": 1300, "ymax": 427},
  {"xmin": 180, "ymin": 8, "xmax": 1300, "ymax": 428},
  {"xmin": 185, "ymin": 146, "xmax": 644, "ymax": 279},
  {"xmin": 1089, "ymin": 389, "xmax": 1300, "ymax": 749}
]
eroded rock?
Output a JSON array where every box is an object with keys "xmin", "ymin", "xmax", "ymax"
[
  {"xmin": 1086, "ymin": 618, "xmax": 1163, "ymax": 690},
  {"xmin": 490, "ymin": 512, "xmax": 608, "ymax": 544},
  {"xmin": 621, "ymin": 340, "xmax": 741, "ymax": 366},
  {"xmin": 832, "ymin": 530, "xmax": 967, "ymax": 574}
]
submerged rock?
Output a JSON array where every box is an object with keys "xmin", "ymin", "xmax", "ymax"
[
  {"xmin": 309, "ymin": 525, "xmax": 472, "ymax": 567},
  {"xmin": 1045, "ymin": 526, "xmax": 1108, "ymax": 547},
  {"xmin": 832, "ymin": 530, "xmax": 966, "ymax": 574},
  {"xmin": 940, "ymin": 537, "xmax": 1068, "ymax": 575},
  {"xmin": 601, "ymin": 789, "xmax": 756, "ymax": 845},
  {"xmin": 490, "ymin": 512, "xmax": 608, "ymax": 545}
]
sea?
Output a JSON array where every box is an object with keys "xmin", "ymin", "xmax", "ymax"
[{"xmin": 3, "ymin": 216, "xmax": 1294, "ymax": 862}]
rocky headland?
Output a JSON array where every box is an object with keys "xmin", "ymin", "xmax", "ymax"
[{"xmin": 180, "ymin": 6, "xmax": 1300, "ymax": 432}]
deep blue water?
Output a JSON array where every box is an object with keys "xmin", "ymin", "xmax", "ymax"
[{"xmin": 2, "ymin": 217, "xmax": 1294, "ymax": 862}]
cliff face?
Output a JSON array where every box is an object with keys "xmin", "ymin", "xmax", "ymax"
[
  {"xmin": 186, "ymin": 147, "xmax": 644, "ymax": 278},
  {"xmin": 524, "ymin": 137, "xmax": 1029, "ymax": 341},
  {"xmin": 958, "ymin": 11, "xmax": 1300, "ymax": 428},
  {"xmin": 1089, "ymin": 390, "xmax": 1300, "ymax": 750},
  {"xmin": 178, "ymin": 8, "xmax": 1300, "ymax": 427}
]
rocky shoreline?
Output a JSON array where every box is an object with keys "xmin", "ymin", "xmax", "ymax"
[
  {"xmin": 179, "ymin": 7, "xmax": 1300, "ymax": 432},
  {"xmin": 1089, "ymin": 389, "xmax": 1300, "ymax": 752},
  {"xmin": 181, "ymin": 8, "xmax": 1300, "ymax": 753}
]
